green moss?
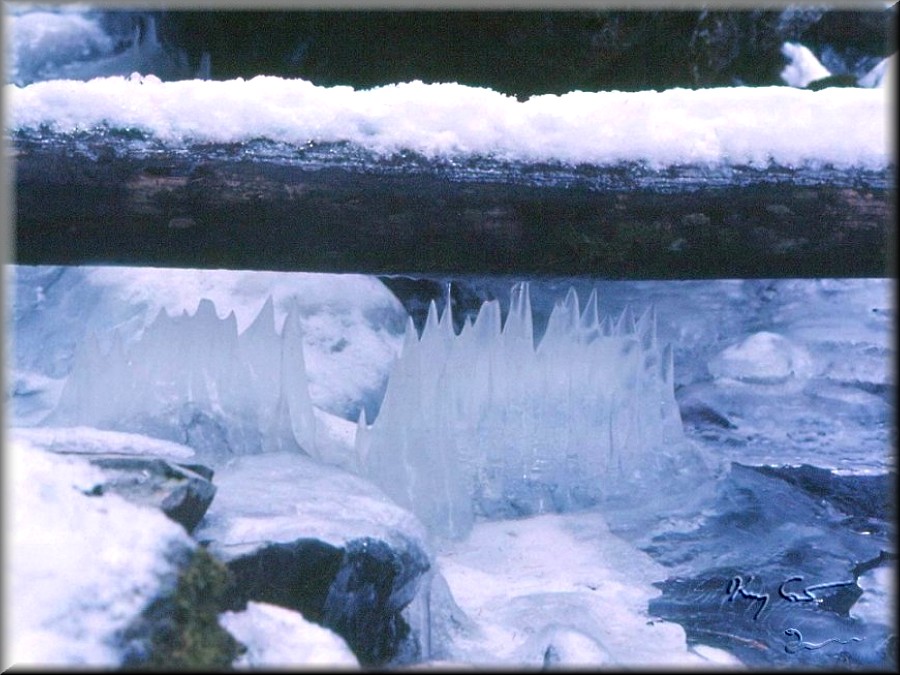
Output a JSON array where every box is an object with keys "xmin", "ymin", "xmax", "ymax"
[{"xmin": 125, "ymin": 547, "xmax": 244, "ymax": 671}]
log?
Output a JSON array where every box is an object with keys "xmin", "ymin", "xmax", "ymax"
[{"xmin": 12, "ymin": 131, "xmax": 893, "ymax": 278}]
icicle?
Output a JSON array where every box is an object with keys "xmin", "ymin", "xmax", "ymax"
[
  {"xmin": 280, "ymin": 299, "xmax": 318, "ymax": 459},
  {"xmin": 354, "ymin": 408, "xmax": 370, "ymax": 468}
]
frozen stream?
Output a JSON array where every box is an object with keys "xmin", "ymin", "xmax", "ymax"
[{"xmin": 5, "ymin": 267, "xmax": 894, "ymax": 668}]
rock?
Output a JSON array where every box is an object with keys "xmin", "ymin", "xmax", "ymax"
[
  {"xmin": 9, "ymin": 427, "xmax": 217, "ymax": 533},
  {"xmin": 322, "ymin": 537, "xmax": 430, "ymax": 666},
  {"xmin": 746, "ymin": 463, "xmax": 895, "ymax": 523},
  {"xmin": 194, "ymin": 452, "xmax": 433, "ymax": 667},
  {"xmin": 6, "ymin": 437, "xmax": 214, "ymax": 667},
  {"xmin": 85, "ymin": 455, "xmax": 217, "ymax": 533}
]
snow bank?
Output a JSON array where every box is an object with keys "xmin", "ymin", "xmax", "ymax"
[
  {"xmin": 4, "ymin": 437, "xmax": 194, "ymax": 667},
  {"xmin": 6, "ymin": 76, "xmax": 889, "ymax": 169}
]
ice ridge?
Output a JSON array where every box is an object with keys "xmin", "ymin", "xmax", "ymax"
[
  {"xmin": 357, "ymin": 282, "xmax": 687, "ymax": 540},
  {"xmin": 45, "ymin": 296, "xmax": 318, "ymax": 464}
]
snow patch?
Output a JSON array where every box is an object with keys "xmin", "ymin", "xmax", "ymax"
[
  {"xmin": 433, "ymin": 510, "xmax": 728, "ymax": 667},
  {"xmin": 781, "ymin": 42, "xmax": 832, "ymax": 88},
  {"xmin": 220, "ymin": 602, "xmax": 358, "ymax": 668},
  {"xmin": 10, "ymin": 426, "xmax": 196, "ymax": 460}
]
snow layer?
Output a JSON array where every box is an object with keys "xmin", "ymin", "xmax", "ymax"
[
  {"xmin": 4, "ymin": 437, "xmax": 195, "ymax": 667},
  {"xmin": 6, "ymin": 75, "xmax": 889, "ymax": 169},
  {"xmin": 9, "ymin": 425, "xmax": 196, "ymax": 460},
  {"xmin": 220, "ymin": 602, "xmax": 358, "ymax": 668},
  {"xmin": 433, "ymin": 509, "xmax": 741, "ymax": 668},
  {"xmin": 194, "ymin": 452, "xmax": 428, "ymax": 561}
]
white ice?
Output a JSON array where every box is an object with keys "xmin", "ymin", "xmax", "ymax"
[
  {"xmin": 220, "ymin": 602, "xmax": 358, "ymax": 668},
  {"xmin": 851, "ymin": 564, "xmax": 895, "ymax": 627},
  {"xmin": 431, "ymin": 509, "xmax": 742, "ymax": 668},
  {"xmin": 10, "ymin": 266, "xmax": 406, "ymax": 421},
  {"xmin": 361, "ymin": 282, "xmax": 699, "ymax": 540},
  {"xmin": 5, "ymin": 75, "xmax": 889, "ymax": 169},
  {"xmin": 3, "ymin": 436, "xmax": 195, "ymax": 669}
]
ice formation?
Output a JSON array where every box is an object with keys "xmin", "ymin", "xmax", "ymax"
[
  {"xmin": 45, "ymin": 296, "xmax": 317, "ymax": 465},
  {"xmin": 358, "ymin": 283, "xmax": 687, "ymax": 540}
]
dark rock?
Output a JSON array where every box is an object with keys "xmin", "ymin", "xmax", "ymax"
[
  {"xmin": 160, "ymin": 478, "xmax": 217, "ymax": 533},
  {"xmin": 144, "ymin": 9, "xmax": 894, "ymax": 94},
  {"xmin": 323, "ymin": 537, "xmax": 430, "ymax": 666},
  {"xmin": 746, "ymin": 463, "xmax": 895, "ymax": 521},
  {"xmin": 85, "ymin": 455, "xmax": 217, "ymax": 533},
  {"xmin": 223, "ymin": 536, "xmax": 430, "ymax": 667},
  {"xmin": 677, "ymin": 396, "xmax": 738, "ymax": 430},
  {"xmin": 224, "ymin": 540, "xmax": 344, "ymax": 622},
  {"xmin": 378, "ymin": 275, "xmax": 493, "ymax": 335},
  {"xmin": 806, "ymin": 74, "xmax": 860, "ymax": 90},
  {"xmin": 194, "ymin": 454, "xmax": 434, "ymax": 667}
]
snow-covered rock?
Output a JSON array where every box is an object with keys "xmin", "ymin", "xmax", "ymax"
[
  {"xmin": 5, "ymin": 437, "xmax": 197, "ymax": 667},
  {"xmin": 781, "ymin": 42, "xmax": 832, "ymax": 88},
  {"xmin": 195, "ymin": 452, "xmax": 432, "ymax": 666},
  {"xmin": 11, "ymin": 426, "xmax": 216, "ymax": 533},
  {"xmin": 708, "ymin": 331, "xmax": 813, "ymax": 385}
]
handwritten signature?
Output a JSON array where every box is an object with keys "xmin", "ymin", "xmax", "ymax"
[
  {"xmin": 724, "ymin": 575, "xmax": 864, "ymax": 655},
  {"xmin": 783, "ymin": 628, "xmax": 863, "ymax": 654},
  {"xmin": 726, "ymin": 575, "xmax": 769, "ymax": 620},
  {"xmin": 726, "ymin": 575, "xmax": 856, "ymax": 621}
]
